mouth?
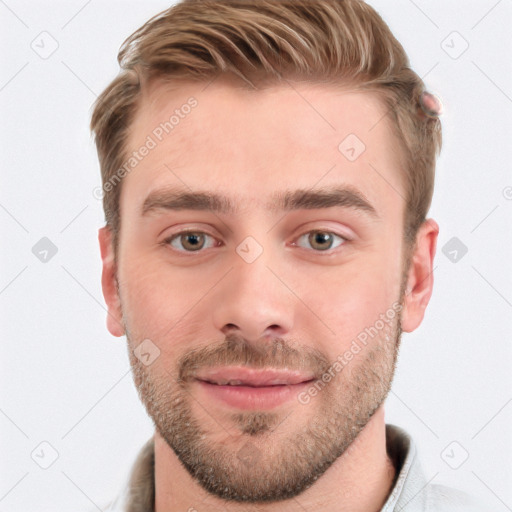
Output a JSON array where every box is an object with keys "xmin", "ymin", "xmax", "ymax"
[
  {"xmin": 194, "ymin": 366, "xmax": 316, "ymax": 387},
  {"xmin": 193, "ymin": 367, "xmax": 316, "ymax": 410}
]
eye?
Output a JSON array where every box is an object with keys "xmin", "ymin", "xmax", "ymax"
[
  {"xmin": 293, "ymin": 230, "xmax": 347, "ymax": 252},
  {"xmin": 163, "ymin": 229, "xmax": 348, "ymax": 254},
  {"xmin": 164, "ymin": 231, "xmax": 218, "ymax": 252}
]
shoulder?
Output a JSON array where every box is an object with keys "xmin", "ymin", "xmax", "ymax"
[
  {"xmin": 383, "ymin": 424, "xmax": 493, "ymax": 512},
  {"xmin": 425, "ymin": 483, "xmax": 494, "ymax": 511}
]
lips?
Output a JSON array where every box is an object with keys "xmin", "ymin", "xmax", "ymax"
[
  {"xmin": 194, "ymin": 366, "xmax": 316, "ymax": 387},
  {"xmin": 194, "ymin": 367, "xmax": 316, "ymax": 410}
]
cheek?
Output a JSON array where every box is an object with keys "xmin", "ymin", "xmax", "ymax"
[
  {"xmin": 118, "ymin": 258, "xmax": 188, "ymax": 339},
  {"xmin": 297, "ymin": 251, "xmax": 402, "ymax": 349},
  {"xmin": 118, "ymin": 253, "xmax": 225, "ymax": 351},
  {"xmin": 310, "ymin": 274, "xmax": 393, "ymax": 342}
]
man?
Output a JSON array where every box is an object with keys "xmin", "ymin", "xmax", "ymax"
[{"xmin": 91, "ymin": 0, "xmax": 486, "ymax": 510}]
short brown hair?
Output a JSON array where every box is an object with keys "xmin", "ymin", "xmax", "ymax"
[{"xmin": 90, "ymin": 0, "xmax": 442, "ymax": 257}]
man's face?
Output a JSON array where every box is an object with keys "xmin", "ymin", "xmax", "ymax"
[{"xmin": 108, "ymin": 77, "xmax": 411, "ymax": 502}]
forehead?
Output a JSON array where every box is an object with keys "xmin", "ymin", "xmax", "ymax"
[{"xmin": 122, "ymin": 76, "xmax": 406, "ymax": 218}]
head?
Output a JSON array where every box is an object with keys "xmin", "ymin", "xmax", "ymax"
[{"xmin": 92, "ymin": 0, "xmax": 441, "ymax": 503}]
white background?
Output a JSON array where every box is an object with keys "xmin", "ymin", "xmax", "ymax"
[{"xmin": 1, "ymin": 0, "xmax": 511, "ymax": 510}]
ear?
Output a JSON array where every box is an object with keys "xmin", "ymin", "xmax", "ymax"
[
  {"xmin": 400, "ymin": 218, "xmax": 439, "ymax": 332},
  {"xmin": 98, "ymin": 226, "xmax": 125, "ymax": 337}
]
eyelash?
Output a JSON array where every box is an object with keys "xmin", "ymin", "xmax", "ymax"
[{"xmin": 162, "ymin": 229, "xmax": 349, "ymax": 255}]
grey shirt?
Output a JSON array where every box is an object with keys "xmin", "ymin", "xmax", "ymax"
[{"xmin": 105, "ymin": 424, "xmax": 487, "ymax": 511}]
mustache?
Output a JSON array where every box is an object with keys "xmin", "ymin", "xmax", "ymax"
[{"xmin": 178, "ymin": 333, "xmax": 331, "ymax": 383}]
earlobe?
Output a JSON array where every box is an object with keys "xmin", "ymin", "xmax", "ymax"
[
  {"xmin": 98, "ymin": 226, "xmax": 125, "ymax": 337},
  {"xmin": 400, "ymin": 219, "xmax": 439, "ymax": 333}
]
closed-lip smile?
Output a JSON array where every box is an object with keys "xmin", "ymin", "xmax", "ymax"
[
  {"xmin": 193, "ymin": 366, "xmax": 316, "ymax": 410},
  {"xmin": 194, "ymin": 366, "xmax": 316, "ymax": 387}
]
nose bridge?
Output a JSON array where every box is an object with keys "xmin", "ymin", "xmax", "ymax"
[{"xmin": 212, "ymin": 240, "xmax": 293, "ymax": 341}]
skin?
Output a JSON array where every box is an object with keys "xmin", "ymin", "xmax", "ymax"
[{"xmin": 99, "ymin": 75, "xmax": 438, "ymax": 512}]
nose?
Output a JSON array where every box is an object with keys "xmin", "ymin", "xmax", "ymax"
[{"xmin": 211, "ymin": 251, "xmax": 294, "ymax": 344}]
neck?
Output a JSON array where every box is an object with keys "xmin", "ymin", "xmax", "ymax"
[{"xmin": 154, "ymin": 406, "xmax": 396, "ymax": 512}]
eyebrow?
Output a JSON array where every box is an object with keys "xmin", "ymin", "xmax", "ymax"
[{"xmin": 141, "ymin": 185, "xmax": 379, "ymax": 218}]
